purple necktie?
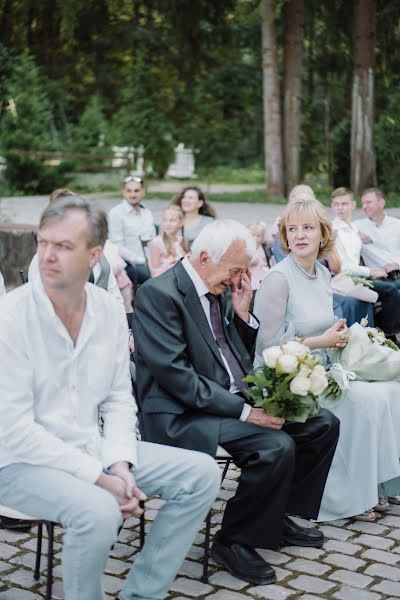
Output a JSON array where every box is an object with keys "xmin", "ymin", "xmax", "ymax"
[{"xmin": 206, "ymin": 293, "xmax": 246, "ymax": 392}]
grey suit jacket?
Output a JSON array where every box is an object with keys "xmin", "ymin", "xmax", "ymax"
[{"xmin": 133, "ymin": 260, "xmax": 257, "ymax": 456}]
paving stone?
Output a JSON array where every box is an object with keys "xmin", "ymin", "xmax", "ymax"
[
  {"xmin": 275, "ymin": 567, "xmax": 292, "ymax": 582},
  {"xmin": 178, "ymin": 559, "xmax": 203, "ymax": 579},
  {"xmin": 0, "ymin": 561, "xmax": 15, "ymax": 574},
  {"xmin": 318, "ymin": 525, "xmax": 355, "ymax": 541},
  {"xmin": 20, "ymin": 538, "xmax": 61, "ymax": 553},
  {"xmin": 362, "ymin": 548, "xmax": 400, "ymax": 565},
  {"xmin": 297, "ymin": 596, "xmax": 325, "ymax": 600},
  {"xmin": 281, "ymin": 546, "xmax": 325, "ymax": 560},
  {"xmin": 0, "ymin": 542, "xmax": 23, "ymax": 560},
  {"xmin": 186, "ymin": 545, "xmax": 204, "ymax": 561},
  {"xmin": 371, "ymin": 580, "xmax": 400, "ymax": 596},
  {"xmin": 208, "ymin": 571, "xmax": 247, "ymax": 589},
  {"xmin": 353, "ymin": 533, "xmax": 395, "ymax": 549},
  {"xmin": 9, "ymin": 551, "xmax": 42, "ymax": 571},
  {"xmin": 144, "ymin": 498, "xmax": 166, "ymax": 510},
  {"xmin": 323, "ymin": 539, "xmax": 362, "ymax": 555},
  {"xmin": 170, "ymin": 576, "xmax": 214, "ymax": 596},
  {"xmin": 0, "ymin": 530, "xmax": 30, "ymax": 544},
  {"xmin": 288, "ymin": 575, "xmax": 336, "ymax": 594},
  {"xmin": 347, "ymin": 522, "xmax": 389, "ymax": 535},
  {"xmin": 364, "ymin": 563, "xmax": 400, "ymax": 582},
  {"xmin": 289, "ymin": 558, "xmax": 331, "ymax": 576},
  {"xmin": 332, "ymin": 586, "xmax": 381, "ymax": 600},
  {"xmin": 247, "ymin": 584, "xmax": 296, "ymax": 599},
  {"xmin": 256, "ymin": 549, "xmax": 292, "ymax": 565},
  {"xmin": 108, "ymin": 542, "xmax": 136, "ymax": 559},
  {"xmin": 323, "ymin": 553, "xmax": 365, "ymax": 570},
  {"xmin": 205, "ymin": 590, "xmax": 251, "ymax": 600},
  {"xmin": 103, "ymin": 574, "xmax": 122, "ymax": 594},
  {"xmin": 378, "ymin": 515, "xmax": 400, "ymax": 527},
  {"xmin": 387, "ymin": 529, "xmax": 400, "ymax": 541},
  {"xmin": 328, "ymin": 569, "xmax": 373, "ymax": 589},
  {"xmin": 105, "ymin": 557, "xmax": 130, "ymax": 575},
  {"xmin": 0, "ymin": 589, "xmax": 42, "ymax": 599},
  {"xmin": 1, "ymin": 567, "xmax": 42, "ymax": 588},
  {"xmin": 221, "ymin": 479, "xmax": 237, "ymax": 490},
  {"xmin": 217, "ymin": 489, "xmax": 235, "ymax": 501}
]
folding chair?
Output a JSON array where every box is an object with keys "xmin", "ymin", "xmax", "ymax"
[{"xmin": 0, "ymin": 505, "xmax": 56, "ymax": 599}]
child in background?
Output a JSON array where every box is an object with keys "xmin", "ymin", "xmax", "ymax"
[
  {"xmin": 148, "ymin": 206, "xmax": 189, "ymax": 277},
  {"xmin": 248, "ymin": 222, "xmax": 269, "ymax": 290}
]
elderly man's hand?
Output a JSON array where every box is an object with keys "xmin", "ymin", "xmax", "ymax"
[
  {"xmin": 246, "ymin": 408, "xmax": 285, "ymax": 429},
  {"xmin": 231, "ymin": 270, "xmax": 253, "ymax": 323}
]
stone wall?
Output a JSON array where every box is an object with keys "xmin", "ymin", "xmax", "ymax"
[{"xmin": 0, "ymin": 225, "xmax": 37, "ymax": 287}]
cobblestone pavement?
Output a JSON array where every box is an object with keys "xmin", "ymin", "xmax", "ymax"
[{"xmin": 1, "ymin": 464, "xmax": 400, "ymax": 599}]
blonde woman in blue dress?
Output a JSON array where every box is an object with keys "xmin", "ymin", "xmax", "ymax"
[{"xmin": 254, "ymin": 198, "xmax": 400, "ymax": 522}]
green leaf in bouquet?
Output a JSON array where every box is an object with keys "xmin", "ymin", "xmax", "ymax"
[{"xmin": 385, "ymin": 338, "xmax": 400, "ymax": 351}]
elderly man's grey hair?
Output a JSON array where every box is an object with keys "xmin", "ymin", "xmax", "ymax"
[
  {"xmin": 191, "ymin": 219, "xmax": 256, "ymax": 263},
  {"xmin": 39, "ymin": 195, "xmax": 108, "ymax": 248}
]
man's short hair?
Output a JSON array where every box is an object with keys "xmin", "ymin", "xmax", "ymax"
[
  {"xmin": 39, "ymin": 196, "xmax": 108, "ymax": 248},
  {"xmin": 361, "ymin": 187, "xmax": 385, "ymax": 201},
  {"xmin": 191, "ymin": 219, "xmax": 256, "ymax": 262},
  {"xmin": 331, "ymin": 187, "xmax": 354, "ymax": 201},
  {"xmin": 49, "ymin": 188, "xmax": 75, "ymax": 204}
]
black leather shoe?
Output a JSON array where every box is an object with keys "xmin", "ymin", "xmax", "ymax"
[
  {"xmin": 282, "ymin": 516, "xmax": 324, "ymax": 548},
  {"xmin": 0, "ymin": 516, "xmax": 32, "ymax": 532},
  {"xmin": 211, "ymin": 532, "xmax": 276, "ymax": 585}
]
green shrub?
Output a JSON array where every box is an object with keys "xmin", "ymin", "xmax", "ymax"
[{"xmin": 4, "ymin": 152, "xmax": 72, "ymax": 194}]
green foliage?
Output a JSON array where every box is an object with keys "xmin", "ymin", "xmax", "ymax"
[
  {"xmin": 3, "ymin": 152, "xmax": 72, "ymax": 194},
  {"xmin": 69, "ymin": 96, "xmax": 109, "ymax": 155},
  {"xmin": 375, "ymin": 81, "xmax": 400, "ymax": 193},
  {"xmin": 0, "ymin": 51, "xmax": 53, "ymax": 152}
]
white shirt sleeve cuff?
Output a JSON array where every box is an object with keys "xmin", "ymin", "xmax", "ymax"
[
  {"xmin": 248, "ymin": 314, "xmax": 259, "ymax": 329},
  {"xmin": 239, "ymin": 403, "xmax": 252, "ymax": 422}
]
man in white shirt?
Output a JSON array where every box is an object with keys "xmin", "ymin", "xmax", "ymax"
[
  {"xmin": 0, "ymin": 196, "xmax": 220, "ymax": 600},
  {"xmin": 353, "ymin": 187, "xmax": 400, "ymax": 334},
  {"xmin": 108, "ymin": 176, "xmax": 156, "ymax": 288},
  {"xmin": 355, "ymin": 187, "xmax": 400, "ymax": 272}
]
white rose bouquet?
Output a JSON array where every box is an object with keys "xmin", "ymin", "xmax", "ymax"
[
  {"xmin": 244, "ymin": 341, "xmax": 328, "ymax": 423},
  {"xmin": 325, "ymin": 317, "xmax": 400, "ymax": 401}
]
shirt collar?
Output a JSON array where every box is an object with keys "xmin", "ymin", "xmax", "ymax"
[
  {"xmin": 332, "ymin": 217, "xmax": 352, "ymax": 230},
  {"xmin": 31, "ymin": 272, "xmax": 94, "ymax": 320},
  {"xmin": 181, "ymin": 256, "xmax": 209, "ymax": 298},
  {"xmin": 122, "ymin": 199, "xmax": 145, "ymax": 213}
]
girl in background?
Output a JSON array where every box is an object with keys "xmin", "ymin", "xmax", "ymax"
[
  {"xmin": 148, "ymin": 206, "xmax": 189, "ymax": 277},
  {"xmin": 171, "ymin": 186, "xmax": 216, "ymax": 245}
]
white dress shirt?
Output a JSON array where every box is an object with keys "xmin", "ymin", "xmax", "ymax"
[
  {"xmin": 332, "ymin": 217, "xmax": 370, "ymax": 277},
  {"xmin": 108, "ymin": 200, "xmax": 156, "ymax": 265},
  {"xmin": 0, "ymin": 277, "xmax": 137, "ymax": 483},
  {"xmin": 354, "ymin": 215, "xmax": 400, "ymax": 268},
  {"xmin": 0, "ymin": 270, "xmax": 4, "ymax": 296},
  {"xmin": 28, "ymin": 253, "xmax": 124, "ymax": 307},
  {"xmin": 181, "ymin": 257, "xmax": 254, "ymax": 421}
]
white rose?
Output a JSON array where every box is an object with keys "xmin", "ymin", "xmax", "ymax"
[
  {"xmin": 282, "ymin": 341, "xmax": 309, "ymax": 358},
  {"xmin": 309, "ymin": 372, "xmax": 328, "ymax": 395},
  {"xmin": 290, "ymin": 375, "xmax": 311, "ymax": 396},
  {"xmin": 276, "ymin": 353, "xmax": 299, "ymax": 373},
  {"xmin": 299, "ymin": 364, "xmax": 312, "ymax": 377},
  {"xmin": 311, "ymin": 364, "xmax": 326, "ymax": 378},
  {"xmin": 262, "ymin": 346, "xmax": 283, "ymax": 368}
]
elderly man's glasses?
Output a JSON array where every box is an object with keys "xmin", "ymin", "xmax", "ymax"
[{"xmin": 124, "ymin": 176, "xmax": 143, "ymax": 184}]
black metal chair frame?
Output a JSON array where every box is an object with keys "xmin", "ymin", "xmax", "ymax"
[{"xmin": 34, "ymin": 520, "xmax": 56, "ymax": 600}]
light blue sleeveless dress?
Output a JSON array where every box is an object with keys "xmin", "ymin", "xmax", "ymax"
[{"xmin": 254, "ymin": 254, "xmax": 400, "ymax": 521}]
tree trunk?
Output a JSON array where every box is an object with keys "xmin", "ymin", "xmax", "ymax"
[
  {"xmin": 283, "ymin": 0, "xmax": 304, "ymax": 195},
  {"xmin": 260, "ymin": 0, "xmax": 284, "ymax": 197},
  {"xmin": 351, "ymin": 0, "xmax": 376, "ymax": 195}
]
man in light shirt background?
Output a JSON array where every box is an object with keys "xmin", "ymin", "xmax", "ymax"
[
  {"xmin": 0, "ymin": 269, "xmax": 4, "ymax": 296},
  {"xmin": 331, "ymin": 187, "xmax": 400, "ymax": 336},
  {"xmin": 108, "ymin": 176, "xmax": 156, "ymax": 289},
  {"xmin": 0, "ymin": 196, "xmax": 220, "ymax": 600}
]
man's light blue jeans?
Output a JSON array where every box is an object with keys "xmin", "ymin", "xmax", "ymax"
[{"xmin": 0, "ymin": 441, "xmax": 221, "ymax": 600}]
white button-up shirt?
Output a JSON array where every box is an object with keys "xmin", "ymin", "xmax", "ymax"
[
  {"xmin": 0, "ymin": 278, "xmax": 137, "ymax": 483},
  {"xmin": 332, "ymin": 217, "xmax": 370, "ymax": 277},
  {"xmin": 0, "ymin": 270, "xmax": 4, "ymax": 296},
  {"xmin": 354, "ymin": 215, "xmax": 400, "ymax": 268},
  {"xmin": 108, "ymin": 200, "xmax": 156, "ymax": 265},
  {"xmin": 181, "ymin": 257, "xmax": 255, "ymax": 421}
]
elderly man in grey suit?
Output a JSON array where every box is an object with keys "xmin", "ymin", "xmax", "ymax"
[{"xmin": 133, "ymin": 219, "xmax": 339, "ymax": 587}]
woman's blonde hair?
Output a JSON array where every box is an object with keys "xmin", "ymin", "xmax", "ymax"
[
  {"xmin": 279, "ymin": 199, "xmax": 336, "ymax": 259},
  {"xmin": 162, "ymin": 205, "xmax": 189, "ymax": 257}
]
